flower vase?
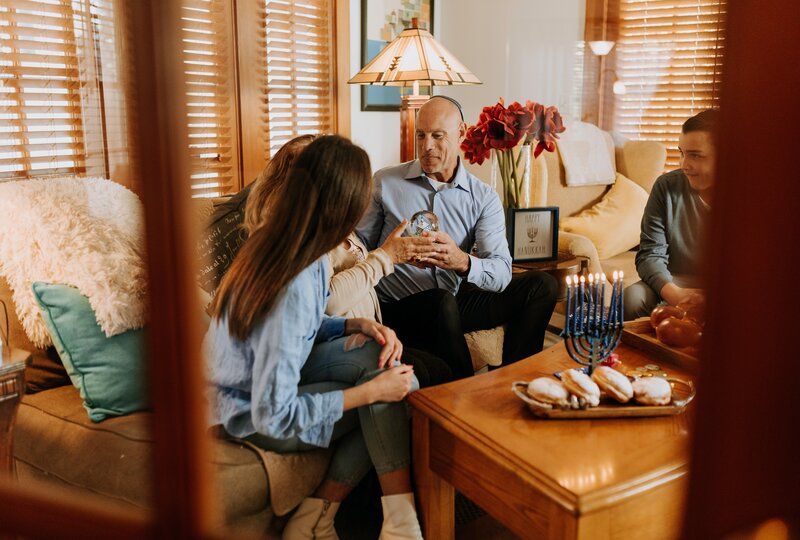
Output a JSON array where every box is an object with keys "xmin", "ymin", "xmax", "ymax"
[{"xmin": 490, "ymin": 143, "xmax": 532, "ymax": 209}]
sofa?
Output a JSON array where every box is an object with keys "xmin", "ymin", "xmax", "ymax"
[
  {"xmin": 3, "ymin": 196, "xmax": 331, "ymax": 535},
  {"xmin": 531, "ymin": 130, "xmax": 667, "ymax": 289},
  {"xmin": 4, "ymin": 193, "xmax": 504, "ymax": 535}
]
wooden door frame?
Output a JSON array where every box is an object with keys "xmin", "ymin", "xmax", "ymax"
[
  {"xmin": 0, "ymin": 0, "xmax": 350, "ymax": 537},
  {"xmin": 0, "ymin": 1, "xmax": 218, "ymax": 536},
  {"xmin": 681, "ymin": 0, "xmax": 800, "ymax": 536},
  {"xmin": 6, "ymin": 0, "xmax": 797, "ymax": 537}
]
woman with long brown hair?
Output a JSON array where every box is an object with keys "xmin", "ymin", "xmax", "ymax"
[
  {"xmin": 199, "ymin": 134, "xmax": 318, "ymax": 295},
  {"xmin": 235, "ymin": 136, "xmax": 453, "ymax": 388},
  {"xmin": 206, "ymin": 135, "xmax": 423, "ymax": 539}
]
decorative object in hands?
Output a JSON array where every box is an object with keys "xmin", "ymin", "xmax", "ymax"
[
  {"xmin": 408, "ymin": 210, "xmax": 439, "ymax": 237},
  {"xmin": 562, "ymin": 271, "xmax": 625, "ymax": 375}
]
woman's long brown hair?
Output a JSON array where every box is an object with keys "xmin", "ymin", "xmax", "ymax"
[
  {"xmin": 212, "ymin": 135, "xmax": 372, "ymax": 340},
  {"xmin": 243, "ymin": 134, "xmax": 317, "ymax": 234}
]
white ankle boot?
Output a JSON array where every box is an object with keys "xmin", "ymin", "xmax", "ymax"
[
  {"xmin": 379, "ymin": 493, "xmax": 423, "ymax": 540},
  {"xmin": 282, "ymin": 497, "xmax": 340, "ymax": 540}
]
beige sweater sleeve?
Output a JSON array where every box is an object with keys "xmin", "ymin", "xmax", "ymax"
[{"xmin": 325, "ymin": 247, "xmax": 394, "ymax": 317}]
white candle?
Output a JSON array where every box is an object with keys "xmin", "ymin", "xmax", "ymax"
[
  {"xmin": 579, "ymin": 275, "xmax": 586, "ymax": 332},
  {"xmin": 565, "ymin": 276, "xmax": 573, "ymax": 333}
]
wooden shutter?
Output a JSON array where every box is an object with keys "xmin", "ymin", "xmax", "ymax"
[
  {"xmin": 613, "ymin": 0, "xmax": 725, "ymax": 168},
  {"xmin": 0, "ymin": 0, "xmax": 89, "ymax": 179},
  {"xmin": 181, "ymin": 0, "xmax": 239, "ymax": 197},
  {"xmin": 264, "ymin": 0, "xmax": 334, "ymax": 157}
]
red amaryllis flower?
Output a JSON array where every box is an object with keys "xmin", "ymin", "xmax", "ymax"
[
  {"xmin": 461, "ymin": 124, "xmax": 491, "ymax": 165},
  {"xmin": 460, "ymin": 97, "xmax": 566, "ymax": 166},
  {"xmin": 485, "ymin": 117, "xmax": 521, "ymax": 150},
  {"xmin": 533, "ymin": 106, "xmax": 566, "ymax": 157},
  {"xmin": 506, "ymin": 101, "xmax": 535, "ymax": 142},
  {"xmin": 524, "ymin": 100, "xmax": 544, "ymax": 141},
  {"xmin": 479, "ymin": 99, "xmax": 506, "ymax": 124}
]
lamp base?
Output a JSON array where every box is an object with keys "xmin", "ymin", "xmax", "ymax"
[{"xmin": 400, "ymin": 93, "xmax": 430, "ymax": 162}]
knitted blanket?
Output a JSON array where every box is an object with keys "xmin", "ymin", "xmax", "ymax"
[{"xmin": 0, "ymin": 177, "xmax": 147, "ymax": 347}]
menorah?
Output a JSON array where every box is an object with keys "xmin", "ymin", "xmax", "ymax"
[{"xmin": 562, "ymin": 271, "xmax": 625, "ymax": 375}]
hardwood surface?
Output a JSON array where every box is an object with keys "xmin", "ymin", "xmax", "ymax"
[
  {"xmin": 511, "ymin": 251, "xmax": 585, "ymax": 274},
  {"xmin": 410, "ymin": 342, "xmax": 692, "ymax": 540},
  {"xmin": 0, "ymin": 350, "xmax": 29, "ymax": 477}
]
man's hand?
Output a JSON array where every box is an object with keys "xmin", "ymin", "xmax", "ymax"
[
  {"xmin": 379, "ymin": 220, "xmax": 439, "ymax": 265},
  {"xmin": 414, "ymin": 231, "xmax": 470, "ymax": 274},
  {"xmin": 344, "ymin": 318, "xmax": 403, "ymax": 368},
  {"xmin": 660, "ymin": 283, "xmax": 705, "ymax": 307}
]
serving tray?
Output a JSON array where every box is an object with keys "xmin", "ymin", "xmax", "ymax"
[
  {"xmin": 621, "ymin": 318, "xmax": 700, "ymax": 372},
  {"xmin": 512, "ymin": 378, "xmax": 695, "ymax": 419}
]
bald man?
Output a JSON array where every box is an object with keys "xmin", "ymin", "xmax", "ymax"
[{"xmin": 356, "ymin": 96, "xmax": 558, "ymax": 377}]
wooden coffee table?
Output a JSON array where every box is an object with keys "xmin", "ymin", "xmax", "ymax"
[{"xmin": 409, "ymin": 342, "xmax": 693, "ymax": 540}]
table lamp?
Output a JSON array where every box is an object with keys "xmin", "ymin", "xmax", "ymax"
[{"xmin": 349, "ymin": 20, "xmax": 481, "ymax": 162}]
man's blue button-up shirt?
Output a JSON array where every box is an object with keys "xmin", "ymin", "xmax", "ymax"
[{"xmin": 356, "ymin": 158, "xmax": 512, "ymax": 301}]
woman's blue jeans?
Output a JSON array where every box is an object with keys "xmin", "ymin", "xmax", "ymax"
[{"xmin": 246, "ymin": 337, "xmax": 419, "ymax": 487}]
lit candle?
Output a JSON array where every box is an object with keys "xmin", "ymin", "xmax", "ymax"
[
  {"xmin": 587, "ymin": 273, "xmax": 595, "ymax": 334},
  {"xmin": 593, "ymin": 273, "xmax": 600, "ymax": 332},
  {"xmin": 618, "ymin": 271, "xmax": 625, "ymax": 325},
  {"xmin": 609, "ymin": 271, "xmax": 619, "ymax": 326},
  {"xmin": 599, "ymin": 273, "xmax": 607, "ymax": 328},
  {"xmin": 565, "ymin": 276, "xmax": 573, "ymax": 334},
  {"xmin": 579, "ymin": 275, "xmax": 586, "ymax": 333}
]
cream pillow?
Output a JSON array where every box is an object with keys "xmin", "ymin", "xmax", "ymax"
[{"xmin": 560, "ymin": 173, "xmax": 649, "ymax": 259}]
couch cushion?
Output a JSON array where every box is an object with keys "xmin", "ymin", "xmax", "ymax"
[
  {"xmin": 560, "ymin": 173, "xmax": 649, "ymax": 259},
  {"xmin": 15, "ymin": 385, "xmax": 270, "ymax": 528},
  {"xmin": 615, "ymin": 140, "xmax": 667, "ymax": 194},
  {"xmin": 1, "ymin": 276, "xmax": 69, "ymax": 393},
  {"xmin": 32, "ymin": 282, "xmax": 147, "ymax": 422},
  {"xmin": 600, "ymin": 250, "xmax": 639, "ymax": 290},
  {"xmin": 541, "ymin": 144, "xmax": 610, "ymax": 218}
]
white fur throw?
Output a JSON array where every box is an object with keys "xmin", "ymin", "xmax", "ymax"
[{"xmin": 0, "ymin": 177, "xmax": 147, "ymax": 347}]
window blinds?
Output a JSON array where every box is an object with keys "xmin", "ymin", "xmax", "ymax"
[
  {"xmin": 1, "ymin": 0, "xmax": 88, "ymax": 179},
  {"xmin": 2, "ymin": 0, "xmax": 339, "ymax": 192},
  {"xmin": 180, "ymin": 0, "xmax": 239, "ymax": 198},
  {"xmin": 264, "ymin": 0, "xmax": 333, "ymax": 157},
  {"xmin": 613, "ymin": 0, "xmax": 725, "ymax": 169}
]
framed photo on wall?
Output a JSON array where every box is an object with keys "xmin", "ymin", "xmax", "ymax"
[
  {"xmin": 507, "ymin": 207, "xmax": 559, "ymax": 263},
  {"xmin": 360, "ymin": 0, "xmax": 434, "ymax": 111}
]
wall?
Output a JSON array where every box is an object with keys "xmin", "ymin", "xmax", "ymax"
[
  {"xmin": 348, "ymin": 0, "xmax": 586, "ymax": 179},
  {"xmin": 348, "ymin": 0, "xmax": 442, "ymax": 172}
]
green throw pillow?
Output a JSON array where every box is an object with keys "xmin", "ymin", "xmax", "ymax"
[{"xmin": 32, "ymin": 282, "xmax": 147, "ymax": 422}]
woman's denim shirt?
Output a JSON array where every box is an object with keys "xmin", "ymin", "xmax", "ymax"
[{"xmin": 205, "ymin": 256, "xmax": 346, "ymax": 447}]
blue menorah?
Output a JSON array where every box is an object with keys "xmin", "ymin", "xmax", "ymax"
[{"xmin": 562, "ymin": 271, "xmax": 625, "ymax": 375}]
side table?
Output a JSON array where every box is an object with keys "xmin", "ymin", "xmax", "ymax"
[
  {"xmin": 514, "ymin": 252, "xmax": 587, "ymax": 335},
  {"xmin": 0, "ymin": 349, "xmax": 30, "ymax": 477},
  {"xmin": 513, "ymin": 251, "xmax": 588, "ymax": 301}
]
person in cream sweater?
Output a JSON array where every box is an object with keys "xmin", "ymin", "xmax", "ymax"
[{"xmin": 327, "ymin": 225, "xmax": 454, "ymax": 387}]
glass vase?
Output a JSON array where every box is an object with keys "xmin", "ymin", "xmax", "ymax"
[{"xmin": 490, "ymin": 144, "xmax": 532, "ymax": 209}]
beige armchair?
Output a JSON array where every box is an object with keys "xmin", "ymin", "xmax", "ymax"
[{"xmin": 529, "ymin": 132, "xmax": 667, "ymax": 289}]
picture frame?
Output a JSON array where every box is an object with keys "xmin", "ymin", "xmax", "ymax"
[
  {"xmin": 360, "ymin": 0, "xmax": 434, "ymax": 111},
  {"xmin": 506, "ymin": 207, "xmax": 560, "ymax": 263}
]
